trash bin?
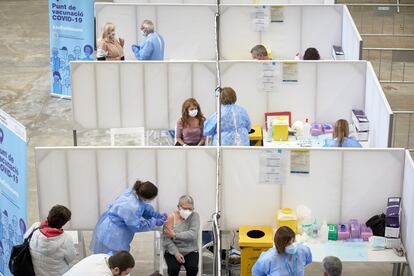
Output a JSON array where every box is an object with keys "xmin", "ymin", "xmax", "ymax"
[{"xmin": 239, "ymin": 226, "xmax": 273, "ymax": 276}]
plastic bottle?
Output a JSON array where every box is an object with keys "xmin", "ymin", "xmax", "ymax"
[
  {"xmin": 267, "ymin": 119, "xmax": 273, "ymax": 142},
  {"xmin": 312, "ymin": 218, "xmax": 318, "ymax": 239},
  {"xmin": 319, "ymin": 220, "xmax": 329, "ymax": 242},
  {"xmin": 302, "ymin": 118, "xmax": 311, "ymax": 138}
]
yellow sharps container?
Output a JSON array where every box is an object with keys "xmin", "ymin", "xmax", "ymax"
[
  {"xmin": 239, "ymin": 226, "xmax": 273, "ymax": 276},
  {"xmin": 249, "ymin": 124, "xmax": 263, "ymax": 146},
  {"xmin": 277, "ymin": 208, "xmax": 298, "ymax": 233},
  {"xmin": 272, "ymin": 116, "xmax": 289, "ymax": 141}
]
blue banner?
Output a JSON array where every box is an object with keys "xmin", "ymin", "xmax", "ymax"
[
  {"xmin": 48, "ymin": 0, "xmax": 94, "ymax": 97},
  {"xmin": 0, "ymin": 109, "xmax": 27, "ymax": 276}
]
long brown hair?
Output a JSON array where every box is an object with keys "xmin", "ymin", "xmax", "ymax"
[
  {"xmin": 334, "ymin": 119, "xmax": 349, "ymax": 147},
  {"xmin": 180, "ymin": 98, "xmax": 205, "ymax": 127},
  {"xmin": 274, "ymin": 226, "xmax": 295, "ymax": 254}
]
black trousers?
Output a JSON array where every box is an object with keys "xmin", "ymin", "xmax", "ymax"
[{"xmin": 164, "ymin": 251, "xmax": 199, "ymax": 276}]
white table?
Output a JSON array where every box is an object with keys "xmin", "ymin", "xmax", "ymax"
[
  {"xmin": 262, "ymin": 130, "xmax": 369, "ymax": 148},
  {"xmin": 307, "ymin": 241, "xmax": 407, "ymax": 276}
]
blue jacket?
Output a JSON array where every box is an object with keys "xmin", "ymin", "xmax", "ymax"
[
  {"xmin": 90, "ymin": 188, "xmax": 163, "ymax": 254},
  {"xmin": 323, "ymin": 137, "xmax": 362, "ymax": 148},
  {"xmin": 135, "ymin": 32, "xmax": 165, "ymax": 60},
  {"xmin": 204, "ymin": 104, "xmax": 252, "ymax": 146},
  {"xmin": 252, "ymin": 245, "xmax": 312, "ymax": 276}
]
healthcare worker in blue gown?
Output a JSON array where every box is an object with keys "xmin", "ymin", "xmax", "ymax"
[
  {"xmin": 204, "ymin": 87, "xmax": 251, "ymax": 146},
  {"xmin": 252, "ymin": 226, "xmax": 312, "ymax": 276},
  {"xmin": 132, "ymin": 19, "xmax": 165, "ymax": 60},
  {"xmin": 323, "ymin": 119, "xmax": 362, "ymax": 148},
  {"xmin": 90, "ymin": 180, "xmax": 167, "ymax": 255}
]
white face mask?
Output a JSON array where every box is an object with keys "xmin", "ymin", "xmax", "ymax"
[
  {"xmin": 141, "ymin": 30, "xmax": 147, "ymax": 37},
  {"xmin": 189, "ymin": 109, "xmax": 198, "ymax": 117},
  {"xmin": 179, "ymin": 209, "xmax": 192, "ymax": 220}
]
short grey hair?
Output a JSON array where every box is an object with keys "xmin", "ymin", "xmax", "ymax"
[
  {"xmin": 178, "ymin": 195, "xmax": 194, "ymax": 207},
  {"xmin": 322, "ymin": 256, "xmax": 342, "ymax": 276},
  {"xmin": 250, "ymin": 44, "xmax": 268, "ymax": 57},
  {"xmin": 142, "ymin": 20, "xmax": 154, "ymax": 32}
]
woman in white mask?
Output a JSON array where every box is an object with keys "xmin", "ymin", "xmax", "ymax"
[
  {"xmin": 252, "ymin": 226, "xmax": 312, "ymax": 276},
  {"xmin": 163, "ymin": 195, "xmax": 200, "ymax": 276},
  {"xmin": 97, "ymin": 22, "xmax": 125, "ymax": 61},
  {"xmin": 175, "ymin": 98, "xmax": 206, "ymax": 146}
]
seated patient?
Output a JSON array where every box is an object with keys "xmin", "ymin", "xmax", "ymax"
[
  {"xmin": 295, "ymin": 47, "xmax": 321, "ymax": 60},
  {"xmin": 324, "ymin": 119, "xmax": 362, "ymax": 148},
  {"xmin": 163, "ymin": 195, "xmax": 200, "ymax": 276},
  {"xmin": 322, "ymin": 256, "xmax": 342, "ymax": 276},
  {"xmin": 176, "ymin": 98, "xmax": 206, "ymax": 146},
  {"xmin": 251, "ymin": 45, "xmax": 271, "ymax": 60},
  {"xmin": 303, "ymin": 47, "xmax": 320, "ymax": 60}
]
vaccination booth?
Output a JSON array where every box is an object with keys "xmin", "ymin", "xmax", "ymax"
[
  {"xmin": 70, "ymin": 60, "xmax": 392, "ymax": 148},
  {"xmin": 95, "ymin": 3, "xmax": 362, "ymax": 60},
  {"xmin": 35, "ymin": 146, "xmax": 414, "ymax": 274}
]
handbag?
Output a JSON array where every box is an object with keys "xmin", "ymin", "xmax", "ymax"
[
  {"xmin": 366, "ymin": 213, "xmax": 386, "ymax": 237},
  {"xmin": 9, "ymin": 226, "xmax": 45, "ymax": 276}
]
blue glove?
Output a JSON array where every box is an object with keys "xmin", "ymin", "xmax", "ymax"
[
  {"xmin": 157, "ymin": 213, "xmax": 168, "ymax": 221},
  {"xmin": 131, "ymin": 44, "xmax": 141, "ymax": 59},
  {"xmin": 155, "ymin": 218, "xmax": 165, "ymax": 226}
]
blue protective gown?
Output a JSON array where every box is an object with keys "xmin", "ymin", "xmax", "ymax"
[
  {"xmin": 252, "ymin": 245, "xmax": 312, "ymax": 276},
  {"xmin": 323, "ymin": 137, "xmax": 362, "ymax": 148},
  {"xmin": 135, "ymin": 32, "xmax": 165, "ymax": 60},
  {"xmin": 90, "ymin": 188, "xmax": 163, "ymax": 254},
  {"xmin": 203, "ymin": 104, "xmax": 252, "ymax": 146}
]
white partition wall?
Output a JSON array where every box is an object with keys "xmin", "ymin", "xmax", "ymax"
[
  {"xmin": 365, "ymin": 63, "xmax": 393, "ymax": 148},
  {"xmin": 97, "ymin": 4, "xmax": 361, "ymax": 60},
  {"xmin": 402, "ymin": 151, "xmax": 414, "ymax": 274},
  {"xmin": 71, "ymin": 60, "xmax": 392, "ymax": 147},
  {"xmin": 71, "ymin": 61, "xmax": 216, "ymax": 130},
  {"xmin": 219, "ymin": 5, "xmax": 360, "ymax": 60},
  {"xmin": 342, "ymin": 5, "xmax": 362, "ymax": 60},
  {"xmin": 221, "ymin": 148, "xmax": 405, "ymax": 230},
  {"xmin": 95, "ymin": 3, "xmax": 216, "ymax": 60},
  {"xmin": 221, "ymin": 61, "xmax": 366, "ymax": 127},
  {"xmin": 35, "ymin": 147, "xmax": 216, "ymax": 230}
]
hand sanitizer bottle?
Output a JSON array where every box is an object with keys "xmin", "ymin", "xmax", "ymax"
[{"xmin": 319, "ymin": 220, "xmax": 329, "ymax": 242}]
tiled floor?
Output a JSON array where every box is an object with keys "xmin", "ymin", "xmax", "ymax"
[{"xmin": 0, "ymin": 0, "xmax": 411, "ymax": 275}]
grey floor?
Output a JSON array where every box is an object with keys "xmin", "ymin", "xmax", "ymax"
[{"xmin": 0, "ymin": 0, "xmax": 412, "ymax": 275}]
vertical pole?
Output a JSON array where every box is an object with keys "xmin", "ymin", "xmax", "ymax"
[
  {"xmin": 213, "ymin": 0, "xmax": 222, "ymax": 275},
  {"xmin": 73, "ymin": 130, "xmax": 77, "ymax": 146}
]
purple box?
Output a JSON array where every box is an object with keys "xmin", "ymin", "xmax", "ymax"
[
  {"xmin": 360, "ymin": 225, "xmax": 373, "ymax": 241},
  {"xmin": 311, "ymin": 123, "xmax": 323, "ymax": 136},
  {"xmin": 349, "ymin": 219, "xmax": 360, "ymax": 239},
  {"xmin": 386, "ymin": 197, "xmax": 401, "ymax": 228},
  {"xmin": 322, "ymin": 123, "xmax": 334, "ymax": 134},
  {"xmin": 338, "ymin": 224, "xmax": 350, "ymax": 240}
]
